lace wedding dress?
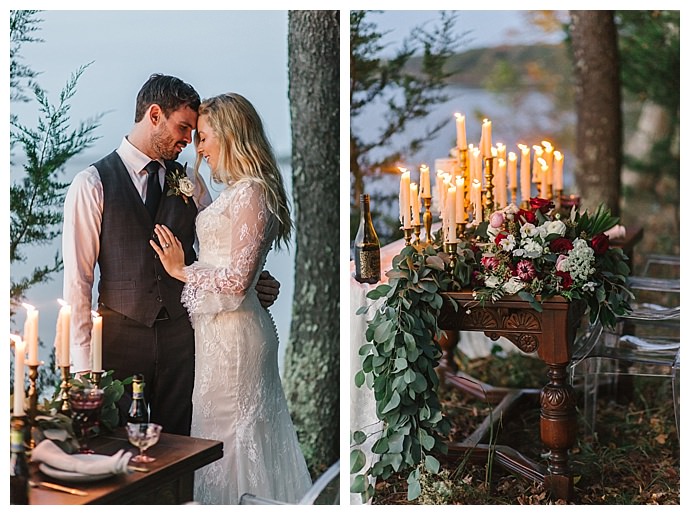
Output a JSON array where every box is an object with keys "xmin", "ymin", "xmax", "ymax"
[{"xmin": 181, "ymin": 179, "xmax": 312, "ymax": 504}]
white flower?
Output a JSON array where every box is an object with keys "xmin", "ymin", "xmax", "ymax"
[
  {"xmin": 503, "ymin": 203, "xmax": 519, "ymax": 216},
  {"xmin": 583, "ymin": 281, "xmax": 597, "ymax": 292},
  {"xmin": 179, "ymin": 177, "xmax": 195, "ymax": 196},
  {"xmin": 487, "ymin": 225, "xmax": 501, "ymax": 240},
  {"xmin": 520, "ymin": 223, "xmax": 538, "ymax": 238},
  {"xmin": 485, "ymin": 275, "xmax": 501, "ymax": 289},
  {"xmin": 503, "ymin": 277, "xmax": 524, "ymax": 295},
  {"xmin": 521, "ymin": 239, "xmax": 544, "ymax": 258},
  {"xmin": 499, "ymin": 234, "xmax": 516, "ymax": 252},
  {"xmin": 545, "ymin": 220, "xmax": 567, "ymax": 236}
]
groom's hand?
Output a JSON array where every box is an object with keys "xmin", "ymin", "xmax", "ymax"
[{"xmin": 256, "ymin": 270, "xmax": 280, "ymax": 308}]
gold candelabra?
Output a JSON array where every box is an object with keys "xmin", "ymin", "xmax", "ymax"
[
  {"xmin": 483, "ymin": 157, "xmax": 495, "ymax": 216},
  {"xmin": 555, "ymin": 189, "xmax": 563, "ymax": 213},
  {"xmin": 510, "ymin": 187, "xmax": 517, "ymax": 206},
  {"xmin": 26, "ymin": 361, "xmax": 42, "ymax": 449},
  {"xmin": 91, "ymin": 370, "xmax": 104, "ymax": 389},
  {"xmin": 58, "ymin": 365, "xmax": 72, "ymax": 416},
  {"xmin": 443, "ymin": 242, "xmax": 458, "ymax": 271},
  {"xmin": 402, "ymin": 227, "xmax": 414, "ymax": 246},
  {"xmin": 422, "ymin": 197, "xmax": 433, "ymax": 244},
  {"xmin": 412, "ymin": 223, "xmax": 422, "ymax": 246}
]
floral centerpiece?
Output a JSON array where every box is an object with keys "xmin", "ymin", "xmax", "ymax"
[
  {"xmin": 351, "ymin": 198, "xmax": 632, "ymax": 502},
  {"xmin": 473, "ymin": 198, "xmax": 632, "ymax": 328}
]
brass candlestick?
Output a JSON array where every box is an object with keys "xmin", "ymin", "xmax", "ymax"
[
  {"xmin": 26, "ymin": 361, "xmax": 42, "ymax": 449},
  {"xmin": 422, "ymin": 196, "xmax": 433, "ymax": 244},
  {"xmin": 458, "ymin": 148, "xmax": 471, "ymax": 217},
  {"xmin": 457, "ymin": 221, "xmax": 467, "ymax": 241},
  {"xmin": 443, "ymin": 242, "xmax": 458, "ymax": 271},
  {"xmin": 510, "ymin": 187, "xmax": 517, "ymax": 206},
  {"xmin": 58, "ymin": 365, "xmax": 72, "ymax": 416},
  {"xmin": 412, "ymin": 223, "xmax": 422, "ymax": 245},
  {"xmin": 402, "ymin": 227, "xmax": 414, "ymax": 246},
  {"xmin": 483, "ymin": 157, "xmax": 495, "ymax": 216},
  {"xmin": 555, "ymin": 188, "xmax": 563, "ymax": 213},
  {"xmin": 91, "ymin": 370, "xmax": 105, "ymax": 388}
]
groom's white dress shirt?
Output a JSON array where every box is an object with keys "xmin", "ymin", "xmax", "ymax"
[{"xmin": 63, "ymin": 137, "xmax": 211, "ymax": 372}]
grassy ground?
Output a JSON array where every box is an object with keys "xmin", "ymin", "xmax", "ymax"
[{"xmin": 371, "ymin": 352, "xmax": 679, "ymax": 505}]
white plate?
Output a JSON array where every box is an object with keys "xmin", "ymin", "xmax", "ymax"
[{"xmin": 38, "ymin": 454, "xmax": 115, "ymax": 483}]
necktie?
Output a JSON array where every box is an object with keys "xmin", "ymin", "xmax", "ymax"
[{"xmin": 144, "ymin": 161, "xmax": 162, "ymax": 220}]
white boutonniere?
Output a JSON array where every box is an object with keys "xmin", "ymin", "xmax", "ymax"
[{"xmin": 166, "ymin": 163, "xmax": 195, "ymax": 204}]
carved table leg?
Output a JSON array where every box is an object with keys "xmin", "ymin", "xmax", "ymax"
[{"xmin": 540, "ymin": 363, "xmax": 577, "ymax": 501}]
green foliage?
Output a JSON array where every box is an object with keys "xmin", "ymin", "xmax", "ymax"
[
  {"xmin": 351, "ymin": 243, "xmax": 475, "ymax": 501},
  {"xmin": 616, "ymin": 10, "xmax": 680, "ymax": 113},
  {"xmin": 10, "ymin": 54, "xmax": 104, "ymax": 316},
  {"xmin": 10, "ymin": 10, "xmax": 42, "ymax": 103}
]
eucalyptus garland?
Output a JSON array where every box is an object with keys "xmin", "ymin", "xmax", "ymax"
[{"xmin": 350, "ymin": 242, "xmax": 475, "ymax": 502}]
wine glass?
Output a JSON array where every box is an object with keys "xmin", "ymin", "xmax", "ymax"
[
  {"xmin": 126, "ymin": 422, "xmax": 162, "ymax": 463},
  {"xmin": 69, "ymin": 388, "xmax": 105, "ymax": 454}
]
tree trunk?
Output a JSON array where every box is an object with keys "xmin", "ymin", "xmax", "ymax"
[
  {"xmin": 569, "ymin": 10, "xmax": 622, "ymax": 215},
  {"xmin": 284, "ymin": 10, "xmax": 340, "ymax": 476}
]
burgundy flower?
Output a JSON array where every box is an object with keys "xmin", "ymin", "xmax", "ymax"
[
  {"xmin": 556, "ymin": 270, "xmax": 573, "ymax": 289},
  {"xmin": 516, "ymin": 260, "xmax": 536, "ymax": 281},
  {"xmin": 481, "ymin": 256, "xmax": 500, "ymax": 272},
  {"xmin": 517, "ymin": 209, "xmax": 536, "ymax": 224},
  {"xmin": 495, "ymin": 232, "xmax": 508, "ymax": 246},
  {"xmin": 530, "ymin": 197, "xmax": 554, "ymax": 213},
  {"xmin": 550, "ymin": 237, "xmax": 574, "ymax": 254},
  {"xmin": 590, "ymin": 233, "xmax": 610, "ymax": 255}
]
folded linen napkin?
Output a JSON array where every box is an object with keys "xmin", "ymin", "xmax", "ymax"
[
  {"xmin": 32, "ymin": 439, "xmax": 132, "ymax": 475},
  {"xmin": 604, "ymin": 224, "xmax": 626, "ymax": 240}
]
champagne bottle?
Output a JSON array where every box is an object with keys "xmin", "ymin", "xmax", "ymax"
[
  {"xmin": 127, "ymin": 374, "xmax": 148, "ymax": 424},
  {"xmin": 354, "ymin": 194, "xmax": 381, "ymax": 284},
  {"xmin": 10, "ymin": 417, "xmax": 29, "ymax": 505}
]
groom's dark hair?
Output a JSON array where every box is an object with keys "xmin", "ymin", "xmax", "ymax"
[{"xmin": 134, "ymin": 73, "xmax": 201, "ymax": 122}]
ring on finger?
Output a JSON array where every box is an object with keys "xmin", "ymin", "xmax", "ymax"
[{"xmin": 164, "ymin": 243, "xmax": 170, "ymax": 248}]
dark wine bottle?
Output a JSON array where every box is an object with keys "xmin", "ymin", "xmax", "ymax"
[
  {"xmin": 10, "ymin": 417, "xmax": 29, "ymax": 505},
  {"xmin": 354, "ymin": 194, "xmax": 381, "ymax": 284},
  {"xmin": 127, "ymin": 374, "xmax": 149, "ymax": 424}
]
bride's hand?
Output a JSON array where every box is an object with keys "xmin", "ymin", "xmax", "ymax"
[{"xmin": 150, "ymin": 224, "xmax": 187, "ymax": 282}]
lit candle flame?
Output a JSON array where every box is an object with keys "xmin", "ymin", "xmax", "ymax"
[
  {"xmin": 91, "ymin": 310, "xmax": 101, "ymax": 318},
  {"xmin": 22, "ymin": 302, "xmax": 35, "ymax": 311},
  {"xmin": 9, "ymin": 333, "xmax": 23, "ymax": 347},
  {"xmin": 58, "ymin": 298, "xmax": 68, "ymax": 307}
]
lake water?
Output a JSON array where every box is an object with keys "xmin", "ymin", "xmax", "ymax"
[{"xmin": 10, "ymin": 157, "xmax": 295, "ymax": 374}]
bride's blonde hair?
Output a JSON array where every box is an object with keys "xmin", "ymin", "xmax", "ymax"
[{"xmin": 193, "ymin": 93, "xmax": 292, "ymax": 249}]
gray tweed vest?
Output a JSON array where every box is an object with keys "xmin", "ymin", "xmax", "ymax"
[{"xmin": 94, "ymin": 151, "xmax": 198, "ymax": 326}]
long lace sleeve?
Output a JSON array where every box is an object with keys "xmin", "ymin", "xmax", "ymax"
[{"xmin": 181, "ymin": 181, "xmax": 273, "ymax": 316}]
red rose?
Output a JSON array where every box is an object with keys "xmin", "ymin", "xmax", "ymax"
[
  {"xmin": 495, "ymin": 232, "xmax": 507, "ymax": 246},
  {"xmin": 556, "ymin": 270, "xmax": 573, "ymax": 289},
  {"xmin": 517, "ymin": 209, "xmax": 536, "ymax": 224},
  {"xmin": 590, "ymin": 233, "xmax": 610, "ymax": 255},
  {"xmin": 529, "ymin": 197, "xmax": 554, "ymax": 213},
  {"xmin": 550, "ymin": 237, "xmax": 574, "ymax": 254}
]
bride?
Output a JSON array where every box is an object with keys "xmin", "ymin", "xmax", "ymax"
[{"xmin": 150, "ymin": 92, "xmax": 312, "ymax": 504}]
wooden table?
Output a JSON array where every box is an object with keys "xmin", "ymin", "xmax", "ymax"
[
  {"xmin": 28, "ymin": 428, "xmax": 223, "ymax": 505},
  {"xmin": 438, "ymin": 292, "xmax": 586, "ymax": 501},
  {"xmin": 435, "ymin": 225, "xmax": 643, "ymax": 502}
]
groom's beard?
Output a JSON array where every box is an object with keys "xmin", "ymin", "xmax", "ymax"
[{"xmin": 151, "ymin": 126, "xmax": 185, "ymax": 161}]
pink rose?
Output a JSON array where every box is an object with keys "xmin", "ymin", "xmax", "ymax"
[
  {"xmin": 489, "ymin": 211, "xmax": 505, "ymax": 228},
  {"xmin": 556, "ymin": 254, "xmax": 568, "ymax": 272}
]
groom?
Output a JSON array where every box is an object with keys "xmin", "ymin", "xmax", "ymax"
[{"xmin": 63, "ymin": 74, "xmax": 280, "ymax": 436}]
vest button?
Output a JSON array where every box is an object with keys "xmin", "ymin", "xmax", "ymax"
[
  {"xmin": 157, "ymin": 274, "xmax": 162, "ymax": 281},
  {"xmin": 156, "ymin": 296, "xmax": 162, "ymax": 302}
]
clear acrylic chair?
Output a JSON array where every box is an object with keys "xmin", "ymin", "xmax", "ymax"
[
  {"xmin": 238, "ymin": 460, "xmax": 340, "ymax": 505},
  {"xmin": 569, "ymin": 265, "xmax": 680, "ymax": 434}
]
